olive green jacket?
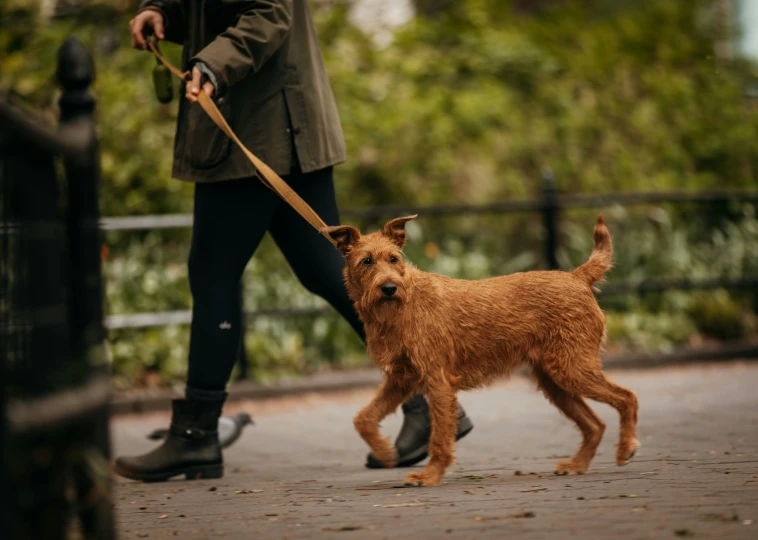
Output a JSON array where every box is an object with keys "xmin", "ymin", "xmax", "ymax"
[{"xmin": 139, "ymin": 0, "xmax": 346, "ymax": 182}]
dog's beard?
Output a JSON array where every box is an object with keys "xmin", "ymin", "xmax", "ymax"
[{"xmin": 358, "ymin": 287, "xmax": 406, "ymax": 323}]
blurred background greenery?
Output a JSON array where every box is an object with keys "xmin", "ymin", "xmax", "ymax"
[{"xmin": 2, "ymin": 0, "xmax": 757, "ymax": 390}]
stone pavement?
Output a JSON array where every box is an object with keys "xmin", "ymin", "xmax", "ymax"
[{"xmin": 111, "ymin": 362, "xmax": 758, "ymax": 539}]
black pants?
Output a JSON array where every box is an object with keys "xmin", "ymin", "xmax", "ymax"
[{"xmin": 186, "ymin": 167, "xmax": 364, "ymax": 392}]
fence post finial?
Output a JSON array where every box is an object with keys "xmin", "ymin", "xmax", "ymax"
[{"xmin": 57, "ymin": 37, "xmax": 95, "ymax": 123}]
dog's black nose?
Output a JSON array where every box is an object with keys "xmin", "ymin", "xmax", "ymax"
[{"xmin": 381, "ymin": 283, "xmax": 397, "ymax": 297}]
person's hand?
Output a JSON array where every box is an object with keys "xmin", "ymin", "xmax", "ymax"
[
  {"xmin": 186, "ymin": 66, "xmax": 216, "ymax": 103},
  {"xmin": 129, "ymin": 9, "xmax": 165, "ymax": 50}
]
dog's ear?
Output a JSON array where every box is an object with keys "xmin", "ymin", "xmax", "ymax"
[
  {"xmin": 322, "ymin": 225, "xmax": 361, "ymax": 255},
  {"xmin": 382, "ymin": 215, "xmax": 418, "ymax": 248}
]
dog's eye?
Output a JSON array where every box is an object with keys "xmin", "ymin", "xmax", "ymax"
[
  {"xmin": 362, "ymin": 257, "xmax": 373, "ymax": 266},
  {"xmin": 389, "ymin": 256, "xmax": 398, "ymax": 264}
]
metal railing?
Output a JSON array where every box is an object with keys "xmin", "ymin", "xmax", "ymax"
[
  {"xmin": 99, "ymin": 170, "xmax": 758, "ymax": 377},
  {"xmin": 1, "ymin": 38, "xmax": 114, "ymax": 539},
  {"xmin": 100, "ymin": 178, "xmax": 758, "ymax": 329}
]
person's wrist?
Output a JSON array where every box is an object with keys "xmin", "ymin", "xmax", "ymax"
[
  {"xmin": 190, "ymin": 55, "xmax": 227, "ymax": 98},
  {"xmin": 190, "ymin": 60, "xmax": 225, "ymax": 101},
  {"xmin": 193, "ymin": 62, "xmax": 219, "ymax": 92}
]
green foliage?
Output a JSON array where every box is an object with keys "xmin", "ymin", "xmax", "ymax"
[
  {"xmin": 320, "ymin": 0, "xmax": 758, "ymax": 205},
  {"xmin": 2, "ymin": 0, "xmax": 757, "ymax": 388}
]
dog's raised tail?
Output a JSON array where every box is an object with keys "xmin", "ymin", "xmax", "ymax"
[{"xmin": 573, "ymin": 214, "xmax": 613, "ymax": 287}]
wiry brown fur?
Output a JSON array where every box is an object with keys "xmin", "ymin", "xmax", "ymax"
[{"xmin": 324, "ymin": 214, "xmax": 640, "ymax": 487}]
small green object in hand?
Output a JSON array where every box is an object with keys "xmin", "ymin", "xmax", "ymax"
[{"xmin": 152, "ymin": 56, "xmax": 173, "ymax": 104}]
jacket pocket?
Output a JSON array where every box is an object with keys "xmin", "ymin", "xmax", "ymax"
[{"xmin": 187, "ymin": 98, "xmax": 232, "ymax": 169}]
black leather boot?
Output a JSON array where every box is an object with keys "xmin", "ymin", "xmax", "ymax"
[
  {"xmin": 365, "ymin": 394, "xmax": 474, "ymax": 469},
  {"xmin": 113, "ymin": 397, "xmax": 224, "ymax": 482}
]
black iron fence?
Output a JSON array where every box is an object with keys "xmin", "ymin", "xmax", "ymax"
[
  {"xmin": 101, "ymin": 183, "xmax": 758, "ymax": 329},
  {"xmin": 100, "ymin": 173, "xmax": 758, "ymax": 376},
  {"xmin": 0, "ymin": 39, "xmax": 114, "ymax": 539}
]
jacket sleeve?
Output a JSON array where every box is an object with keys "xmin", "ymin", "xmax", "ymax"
[
  {"xmin": 191, "ymin": 0, "xmax": 293, "ymax": 96},
  {"xmin": 138, "ymin": 0, "xmax": 185, "ymax": 45}
]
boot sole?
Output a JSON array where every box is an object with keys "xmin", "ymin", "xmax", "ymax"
[
  {"xmin": 113, "ymin": 462, "xmax": 224, "ymax": 483},
  {"xmin": 365, "ymin": 416, "xmax": 475, "ymax": 469}
]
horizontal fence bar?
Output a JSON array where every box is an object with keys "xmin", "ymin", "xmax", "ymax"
[
  {"xmin": 106, "ymin": 306, "xmax": 334, "ymax": 329},
  {"xmin": 98, "ymin": 190, "xmax": 758, "ymax": 231},
  {"xmin": 559, "ymin": 190, "xmax": 758, "ymax": 209},
  {"xmin": 0, "ymin": 96, "xmax": 91, "ymax": 164},
  {"xmin": 100, "ymin": 214, "xmax": 193, "ymax": 231},
  {"xmin": 7, "ymin": 373, "xmax": 112, "ymax": 435},
  {"xmin": 107, "ymin": 276, "xmax": 758, "ymax": 330},
  {"xmin": 599, "ymin": 277, "xmax": 758, "ymax": 295}
]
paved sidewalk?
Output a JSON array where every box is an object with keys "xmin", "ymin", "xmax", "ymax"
[{"xmin": 112, "ymin": 362, "xmax": 758, "ymax": 539}]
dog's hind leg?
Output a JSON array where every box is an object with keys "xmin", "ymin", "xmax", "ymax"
[
  {"xmin": 542, "ymin": 357, "xmax": 640, "ymax": 467},
  {"xmin": 404, "ymin": 373, "xmax": 458, "ymax": 487},
  {"xmin": 354, "ymin": 379, "xmax": 412, "ymax": 468},
  {"xmin": 533, "ymin": 365, "xmax": 605, "ymax": 475}
]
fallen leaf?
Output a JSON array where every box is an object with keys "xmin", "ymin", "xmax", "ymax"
[
  {"xmin": 474, "ymin": 511, "xmax": 535, "ymax": 521},
  {"xmin": 704, "ymin": 512, "xmax": 739, "ymax": 522},
  {"xmin": 675, "ymin": 529, "xmax": 695, "ymax": 537},
  {"xmin": 383, "ymin": 503, "xmax": 424, "ymax": 508},
  {"xmin": 619, "ymin": 494, "xmax": 638, "ymax": 498},
  {"xmin": 158, "ymin": 515, "xmax": 168, "ymax": 519},
  {"xmin": 460, "ymin": 474, "xmax": 498, "ymax": 480},
  {"xmin": 235, "ymin": 489, "xmax": 264, "ymax": 494},
  {"xmin": 208, "ymin": 487, "xmax": 217, "ymax": 492},
  {"xmin": 322, "ymin": 525, "xmax": 365, "ymax": 532},
  {"xmin": 520, "ymin": 487, "xmax": 547, "ymax": 493},
  {"xmin": 511, "ymin": 511, "xmax": 536, "ymax": 519},
  {"xmin": 355, "ymin": 485, "xmax": 409, "ymax": 491},
  {"xmin": 514, "ymin": 470, "xmax": 536, "ymax": 476}
]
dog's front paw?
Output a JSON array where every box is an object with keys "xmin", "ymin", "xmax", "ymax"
[
  {"xmin": 370, "ymin": 439, "xmax": 398, "ymax": 468},
  {"xmin": 554, "ymin": 459, "xmax": 588, "ymax": 476},
  {"xmin": 616, "ymin": 438, "xmax": 640, "ymax": 466},
  {"xmin": 403, "ymin": 470, "xmax": 442, "ymax": 487}
]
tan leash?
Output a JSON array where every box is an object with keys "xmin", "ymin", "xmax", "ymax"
[{"xmin": 147, "ymin": 39, "xmax": 336, "ymax": 246}]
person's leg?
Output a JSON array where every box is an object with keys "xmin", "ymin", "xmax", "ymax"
[
  {"xmin": 268, "ymin": 166, "xmax": 364, "ymax": 338},
  {"xmin": 114, "ymin": 178, "xmax": 280, "ymax": 482},
  {"xmin": 267, "ymin": 167, "xmax": 474, "ymax": 469},
  {"xmin": 184, "ymin": 179, "xmax": 279, "ymax": 392}
]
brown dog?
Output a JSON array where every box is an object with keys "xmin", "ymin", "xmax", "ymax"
[{"xmin": 324, "ymin": 215, "xmax": 639, "ymax": 487}]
